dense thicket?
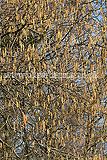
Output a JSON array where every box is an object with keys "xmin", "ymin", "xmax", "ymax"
[{"xmin": 0, "ymin": 0, "xmax": 106, "ymax": 159}]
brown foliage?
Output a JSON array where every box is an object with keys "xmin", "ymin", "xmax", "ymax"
[{"xmin": 0, "ymin": 0, "xmax": 106, "ymax": 159}]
